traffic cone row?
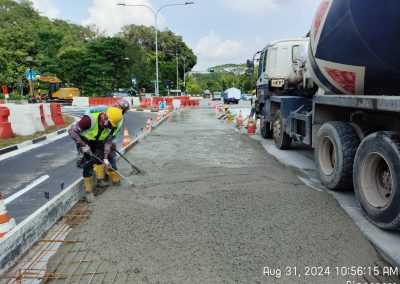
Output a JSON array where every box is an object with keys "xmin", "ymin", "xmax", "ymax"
[
  {"xmin": 122, "ymin": 127, "xmax": 131, "ymax": 148},
  {"xmin": 236, "ymin": 110, "xmax": 244, "ymax": 127},
  {"xmin": 145, "ymin": 116, "xmax": 152, "ymax": 131},
  {"xmin": 156, "ymin": 110, "xmax": 162, "ymax": 122},
  {"xmin": 0, "ymin": 193, "xmax": 15, "ymax": 238},
  {"xmin": 164, "ymin": 107, "xmax": 170, "ymax": 117},
  {"xmin": 247, "ymin": 117, "xmax": 256, "ymax": 135}
]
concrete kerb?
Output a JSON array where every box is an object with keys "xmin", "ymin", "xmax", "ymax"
[
  {"xmin": 0, "ymin": 179, "xmax": 84, "ymax": 274},
  {"xmin": 0, "ymin": 109, "xmax": 172, "ymax": 274}
]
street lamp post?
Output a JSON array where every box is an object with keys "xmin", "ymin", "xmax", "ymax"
[
  {"xmin": 118, "ymin": 1, "xmax": 194, "ymax": 96},
  {"xmin": 26, "ymin": 55, "xmax": 34, "ymax": 101},
  {"xmin": 175, "ymin": 46, "xmax": 179, "ymax": 95}
]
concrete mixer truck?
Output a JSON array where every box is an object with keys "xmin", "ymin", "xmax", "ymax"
[{"xmin": 255, "ymin": 0, "xmax": 400, "ymax": 230}]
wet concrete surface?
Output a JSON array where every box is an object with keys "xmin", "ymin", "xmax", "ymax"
[{"xmin": 49, "ymin": 106, "xmax": 400, "ymax": 283}]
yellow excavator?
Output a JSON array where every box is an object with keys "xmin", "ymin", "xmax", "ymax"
[{"xmin": 35, "ymin": 74, "xmax": 79, "ymax": 102}]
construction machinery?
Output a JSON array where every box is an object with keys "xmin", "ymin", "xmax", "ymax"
[
  {"xmin": 254, "ymin": 0, "xmax": 400, "ymax": 230},
  {"xmin": 35, "ymin": 74, "xmax": 79, "ymax": 102}
]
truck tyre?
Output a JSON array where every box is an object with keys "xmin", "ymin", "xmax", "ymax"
[
  {"xmin": 260, "ymin": 114, "xmax": 273, "ymax": 139},
  {"xmin": 350, "ymin": 121, "xmax": 378, "ymax": 141},
  {"xmin": 315, "ymin": 121, "xmax": 360, "ymax": 190},
  {"xmin": 353, "ymin": 132, "xmax": 400, "ymax": 230},
  {"xmin": 273, "ymin": 110, "xmax": 292, "ymax": 149}
]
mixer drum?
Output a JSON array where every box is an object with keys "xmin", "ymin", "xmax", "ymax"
[{"xmin": 308, "ymin": 0, "xmax": 400, "ymax": 95}]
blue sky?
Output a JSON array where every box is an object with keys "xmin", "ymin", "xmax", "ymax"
[{"xmin": 30, "ymin": 0, "xmax": 322, "ymax": 71}]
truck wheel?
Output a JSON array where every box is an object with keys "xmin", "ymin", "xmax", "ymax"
[
  {"xmin": 353, "ymin": 132, "xmax": 400, "ymax": 230},
  {"xmin": 315, "ymin": 121, "xmax": 360, "ymax": 190},
  {"xmin": 273, "ymin": 110, "xmax": 292, "ymax": 149},
  {"xmin": 260, "ymin": 114, "xmax": 272, "ymax": 139}
]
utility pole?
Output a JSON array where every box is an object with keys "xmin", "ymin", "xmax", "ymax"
[{"xmin": 176, "ymin": 46, "xmax": 179, "ymax": 95}]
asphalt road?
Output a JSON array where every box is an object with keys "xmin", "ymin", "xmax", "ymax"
[{"xmin": 0, "ymin": 108, "xmax": 154, "ymax": 224}]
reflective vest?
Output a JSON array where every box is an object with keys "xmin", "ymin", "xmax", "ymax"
[{"xmin": 80, "ymin": 112, "xmax": 112, "ymax": 141}]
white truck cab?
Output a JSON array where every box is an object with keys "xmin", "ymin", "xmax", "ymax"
[{"xmin": 257, "ymin": 38, "xmax": 310, "ymax": 99}]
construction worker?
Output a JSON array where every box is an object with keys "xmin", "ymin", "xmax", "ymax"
[
  {"xmin": 68, "ymin": 107, "xmax": 123, "ymax": 202},
  {"xmin": 84, "ymin": 99, "xmax": 130, "ymax": 186},
  {"xmin": 244, "ymin": 96, "xmax": 257, "ymax": 125},
  {"xmin": 218, "ymin": 105, "xmax": 231, "ymax": 120}
]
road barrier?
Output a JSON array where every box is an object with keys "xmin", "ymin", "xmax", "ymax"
[
  {"xmin": 131, "ymin": 97, "xmax": 140, "ymax": 107},
  {"xmin": 172, "ymin": 99, "xmax": 181, "ymax": 109},
  {"xmin": 7, "ymin": 105, "xmax": 36, "ymax": 135},
  {"xmin": 43, "ymin": 103, "xmax": 55, "ymax": 127},
  {"xmin": 39, "ymin": 104, "xmax": 48, "ymax": 129},
  {"xmin": 50, "ymin": 103, "xmax": 64, "ymax": 126},
  {"xmin": 72, "ymin": 97, "xmax": 90, "ymax": 107},
  {"xmin": 31, "ymin": 104, "xmax": 45, "ymax": 132},
  {"xmin": 0, "ymin": 107, "xmax": 14, "ymax": 138},
  {"xmin": 139, "ymin": 96, "xmax": 195, "ymax": 110}
]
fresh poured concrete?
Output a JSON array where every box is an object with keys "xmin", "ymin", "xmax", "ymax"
[{"xmin": 47, "ymin": 107, "xmax": 400, "ymax": 283}]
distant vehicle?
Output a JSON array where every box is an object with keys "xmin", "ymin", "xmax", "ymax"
[
  {"xmin": 242, "ymin": 94, "xmax": 253, "ymax": 101},
  {"xmin": 203, "ymin": 89, "xmax": 211, "ymax": 99},
  {"xmin": 107, "ymin": 92, "xmax": 130, "ymax": 98},
  {"xmin": 212, "ymin": 92, "xmax": 222, "ymax": 101},
  {"xmin": 223, "ymin": 87, "xmax": 240, "ymax": 104}
]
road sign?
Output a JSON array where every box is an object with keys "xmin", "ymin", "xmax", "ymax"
[
  {"xmin": 131, "ymin": 76, "xmax": 137, "ymax": 86},
  {"xmin": 25, "ymin": 70, "xmax": 37, "ymax": 81},
  {"xmin": 159, "ymin": 101, "xmax": 166, "ymax": 110}
]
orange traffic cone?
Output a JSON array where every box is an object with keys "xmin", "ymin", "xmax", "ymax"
[
  {"xmin": 122, "ymin": 127, "xmax": 131, "ymax": 148},
  {"xmin": 145, "ymin": 116, "xmax": 152, "ymax": 131},
  {"xmin": 247, "ymin": 117, "xmax": 256, "ymax": 135},
  {"xmin": 156, "ymin": 110, "xmax": 161, "ymax": 122},
  {"xmin": 0, "ymin": 193, "xmax": 15, "ymax": 238},
  {"xmin": 236, "ymin": 110, "xmax": 243, "ymax": 127}
]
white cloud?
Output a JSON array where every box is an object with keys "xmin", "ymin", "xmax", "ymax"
[
  {"xmin": 193, "ymin": 31, "xmax": 250, "ymax": 70},
  {"xmin": 218, "ymin": 0, "xmax": 280, "ymax": 15},
  {"xmin": 31, "ymin": 0, "xmax": 60, "ymax": 19},
  {"xmin": 83, "ymin": 0, "xmax": 162, "ymax": 35}
]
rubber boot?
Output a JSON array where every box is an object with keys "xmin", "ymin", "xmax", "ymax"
[
  {"xmin": 94, "ymin": 164, "xmax": 110, "ymax": 188},
  {"xmin": 108, "ymin": 170, "xmax": 121, "ymax": 186},
  {"xmin": 83, "ymin": 176, "xmax": 95, "ymax": 203}
]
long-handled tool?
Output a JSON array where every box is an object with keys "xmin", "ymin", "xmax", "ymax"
[
  {"xmin": 114, "ymin": 148, "xmax": 145, "ymax": 175},
  {"xmin": 90, "ymin": 153, "xmax": 135, "ymax": 187}
]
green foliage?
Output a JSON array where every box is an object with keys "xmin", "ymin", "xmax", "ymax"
[
  {"xmin": 118, "ymin": 24, "xmax": 197, "ymax": 95},
  {"xmin": 186, "ymin": 68, "xmax": 256, "ymax": 95},
  {"xmin": 0, "ymin": 0, "xmax": 197, "ymax": 97}
]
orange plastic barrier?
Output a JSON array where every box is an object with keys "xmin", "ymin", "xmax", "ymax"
[
  {"xmin": 50, "ymin": 103, "xmax": 64, "ymax": 126},
  {"xmin": 39, "ymin": 104, "xmax": 48, "ymax": 129},
  {"xmin": 0, "ymin": 107, "xmax": 14, "ymax": 138}
]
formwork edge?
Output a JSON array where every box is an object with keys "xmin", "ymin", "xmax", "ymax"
[{"xmin": 0, "ymin": 178, "xmax": 84, "ymax": 274}]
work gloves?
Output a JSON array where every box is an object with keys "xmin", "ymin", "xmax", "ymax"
[
  {"xmin": 103, "ymin": 158, "xmax": 112, "ymax": 170},
  {"xmin": 82, "ymin": 144, "xmax": 92, "ymax": 156}
]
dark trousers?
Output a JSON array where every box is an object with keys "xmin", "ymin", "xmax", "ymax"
[{"xmin": 76, "ymin": 141, "xmax": 117, "ymax": 177}]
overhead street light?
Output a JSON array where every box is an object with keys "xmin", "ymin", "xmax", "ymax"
[{"xmin": 118, "ymin": 1, "xmax": 194, "ymax": 96}]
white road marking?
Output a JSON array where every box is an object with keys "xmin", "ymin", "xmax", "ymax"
[
  {"xmin": 0, "ymin": 132, "xmax": 69, "ymax": 162},
  {"xmin": 4, "ymin": 175, "xmax": 50, "ymax": 205}
]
